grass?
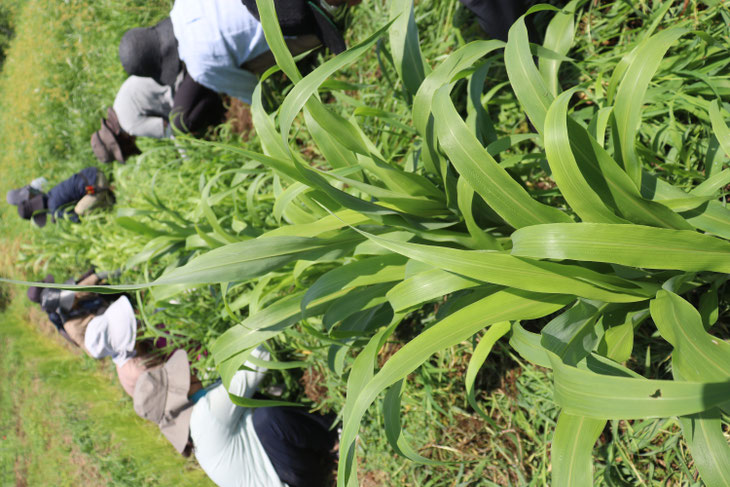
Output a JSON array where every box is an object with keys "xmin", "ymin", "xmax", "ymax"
[{"xmin": 0, "ymin": 289, "xmax": 214, "ymax": 486}]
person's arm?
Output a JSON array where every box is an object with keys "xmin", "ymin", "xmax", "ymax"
[
  {"xmin": 197, "ymin": 65, "xmax": 259, "ymax": 104},
  {"xmin": 76, "ymin": 272, "xmax": 101, "ymax": 286},
  {"xmin": 203, "ymin": 346, "xmax": 270, "ymax": 427},
  {"xmin": 73, "ymin": 272, "xmax": 102, "ymax": 302},
  {"xmin": 125, "ymin": 113, "xmax": 169, "ymax": 139},
  {"xmin": 47, "ymin": 192, "xmax": 80, "ymax": 223}
]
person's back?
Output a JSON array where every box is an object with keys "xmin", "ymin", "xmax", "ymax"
[
  {"xmin": 170, "ymin": 0, "xmax": 268, "ymax": 104},
  {"xmin": 46, "ymin": 167, "xmax": 99, "ymax": 221}
]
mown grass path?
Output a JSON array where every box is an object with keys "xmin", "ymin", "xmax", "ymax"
[
  {"xmin": 0, "ymin": 293, "xmax": 214, "ymax": 486},
  {"xmin": 0, "ymin": 1, "xmax": 214, "ymax": 484}
]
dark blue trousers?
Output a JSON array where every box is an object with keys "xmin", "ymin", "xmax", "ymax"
[
  {"xmin": 253, "ymin": 407, "xmax": 338, "ymax": 487},
  {"xmin": 459, "ymin": 0, "xmax": 530, "ymax": 41}
]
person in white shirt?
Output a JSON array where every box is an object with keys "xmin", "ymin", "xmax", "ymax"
[
  {"xmin": 118, "ymin": 0, "xmax": 358, "ymax": 106},
  {"xmin": 133, "ymin": 347, "xmax": 338, "ymax": 487}
]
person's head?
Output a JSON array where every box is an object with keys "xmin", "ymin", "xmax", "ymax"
[
  {"xmin": 27, "ymin": 274, "xmax": 55, "ymax": 303},
  {"xmin": 133, "ymin": 349, "xmax": 193, "ymax": 454},
  {"xmin": 90, "ymin": 108, "xmax": 141, "ymax": 163},
  {"xmin": 119, "ymin": 17, "xmax": 180, "ymax": 87},
  {"xmin": 17, "ymin": 194, "xmax": 48, "ymax": 227}
]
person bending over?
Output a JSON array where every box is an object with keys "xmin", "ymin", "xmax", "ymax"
[
  {"xmin": 133, "ymin": 347, "xmax": 338, "ymax": 487},
  {"xmin": 118, "ymin": 0, "xmax": 358, "ymax": 134},
  {"xmin": 11, "ymin": 167, "xmax": 113, "ymax": 227},
  {"xmin": 27, "ymin": 269, "xmax": 113, "ymax": 349}
]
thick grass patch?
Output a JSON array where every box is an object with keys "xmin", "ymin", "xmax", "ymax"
[{"xmin": 0, "ymin": 293, "xmax": 214, "ymax": 486}]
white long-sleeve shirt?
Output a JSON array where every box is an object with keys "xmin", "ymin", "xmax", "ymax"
[
  {"xmin": 170, "ymin": 0, "xmax": 271, "ymax": 104},
  {"xmin": 189, "ymin": 348, "xmax": 287, "ymax": 487}
]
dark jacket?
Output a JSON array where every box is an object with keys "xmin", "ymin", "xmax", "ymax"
[{"xmin": 46, "ymin": 167, "xmax": 98, "ymax": 222}]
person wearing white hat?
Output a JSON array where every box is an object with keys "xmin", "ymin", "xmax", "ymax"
[
  {"xmin": 133, "ymin": 347, "xmax": 338, "ymax": 487},
  {"xmin": 83, "ymin": 295, "xmax": 158, "ymax": 397}
]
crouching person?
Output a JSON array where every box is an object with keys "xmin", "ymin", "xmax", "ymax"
[
  {"xmin": 12, "ymin": 166, "xmax": 114, "ymax": 227},
  {"xmin": 83, "ymin": 294, "xmax": 150, "ymax": 397},
  {"xmin": 27, "ymin": 270, "xmax": 114, "ymax": 349},
  {"xmin": 133, "ymin": 348, "xmax": 338, "ymax": 487}
]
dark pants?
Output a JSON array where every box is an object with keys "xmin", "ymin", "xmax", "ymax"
[
  {"xmin": 252, "ymin": 407, "xmax": 338, "ymax": 487},
  {"xmin": 170, "ymin": 72, "xmax": 226, "ymax": 135},
  {"xmin": 240, "ymin": 0, "xmax": 345, "ymax": 54},
  {"xmin": 459, "ymin": 0, "xmax": 530, "ymax": 42}
]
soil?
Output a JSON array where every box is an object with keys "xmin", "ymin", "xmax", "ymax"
[
  {"xmin": 301, "ymin": 365, "xmax": 330, "ymax": 405},
  {"xmin": 223, "ymin": 98, "xmax": 255, "ymax": 139},
  {"xmin": 359, "ymin": 469, "xmax": 389, "ymax": 487}
]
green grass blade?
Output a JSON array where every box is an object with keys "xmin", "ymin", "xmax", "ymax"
[
  {"xmin": 551, "ymin": 412, "xmax": 605, "ymax": 487},
  {"xmin": 302, "ymin": 254, "xmax": 406, "ymax": 312},
  {"xmin": 388, "ymin": 0, "xmax": 430, "ymax": 96},
  {"xmin": 613, "ymin": 28, "xmax": 688, "ymax": 187},
  {"xmin": 510, "ymin": 322, "xmax": 554, "ymax": 368},
  {"xmin": 255, "ymin": 0, "xmax": 301, "ymax": 82},
  {"xmin": 650, "ymin": 290, "xmax": 730, "ymax": 382},
  {"xmin": 279, "ymin": 22, "xmax": 392, "ymax": 144},
  {"xmin": 153, "ymin": 233, "xmax": 363, "ymax": 286},
  {"xmin": 505, "ymin": 5, "xmax": 560, "ymax": 133},
  {"xmin": 338, "ymin": 289, "xmax": 571, "ymax": 486},
  {"xmin": 544, "ymin": 90, "xmax": 629, "ymax": 223},
  {"xmin": 465, "ymin": 321, "xmax": 511, "ymax": 422},
  {"xmin": 512, "ymin": 222, "xmax": 730, "ymax": 273},
  {"xmin": 679, "ymin": 411, "xmax": 730, "ymax": 487},
  {"xmin": 382, "ymin": 380, "xmax": 447, "ymax": 465},
  {"xmin": 550, "ymin": 353, "xmax": 730, "ymax": 419},
  {"xmin": 541, "ymin": 300, "xmax": 603, "ymax": 366},
  {"xmin": 456, "ymin": 177, "xmax": 503, "ymax": 250},
  {"xmin": 565, "ymin": 119, "xmax": 692, "ymax": 229},
  {"xmin": 356, "ymin": 228, "xmax": 656, "ymax": 302},
  {"xmin": 412, "ymin": 40, "xmax": 504, "ymax": 176},
  {"xmin": 539, "ymin": 0, "xmax": 577, "ymax": 96},
  {"xmin": 386, "ymin": 268, "xmax": 484, "ymax": 312},
  {"xmin": 433, "ymin": 86, "xmax": 572, "ymax": 228},
  {"xmin": 709, "ymin": 99, "xmax": 730, "ymax": 157},
  {"xmin": 322, "ymin": 283, "xmax": 394, "ymax": 332}
]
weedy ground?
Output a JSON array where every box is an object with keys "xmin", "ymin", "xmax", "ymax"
[{"xmin": 0, "ymin": 0, "xmax": 728, "ymax": 486}]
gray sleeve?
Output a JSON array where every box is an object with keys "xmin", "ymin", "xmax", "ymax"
[
  {"xmin": 113, "ymin": 77, "xmax": 172, "ymax": 139},
  {"xmin": 124, "ymin": 114, "xmax": 168, "ymax": 139}
]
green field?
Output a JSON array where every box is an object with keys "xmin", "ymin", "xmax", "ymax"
[
  {"xmin": 1, "ymin": 0, "xmax": 730, "ymax": 486},
  {"xmin": 0, "ymin": 291, "xmax": 214, "ymax": 486}
]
